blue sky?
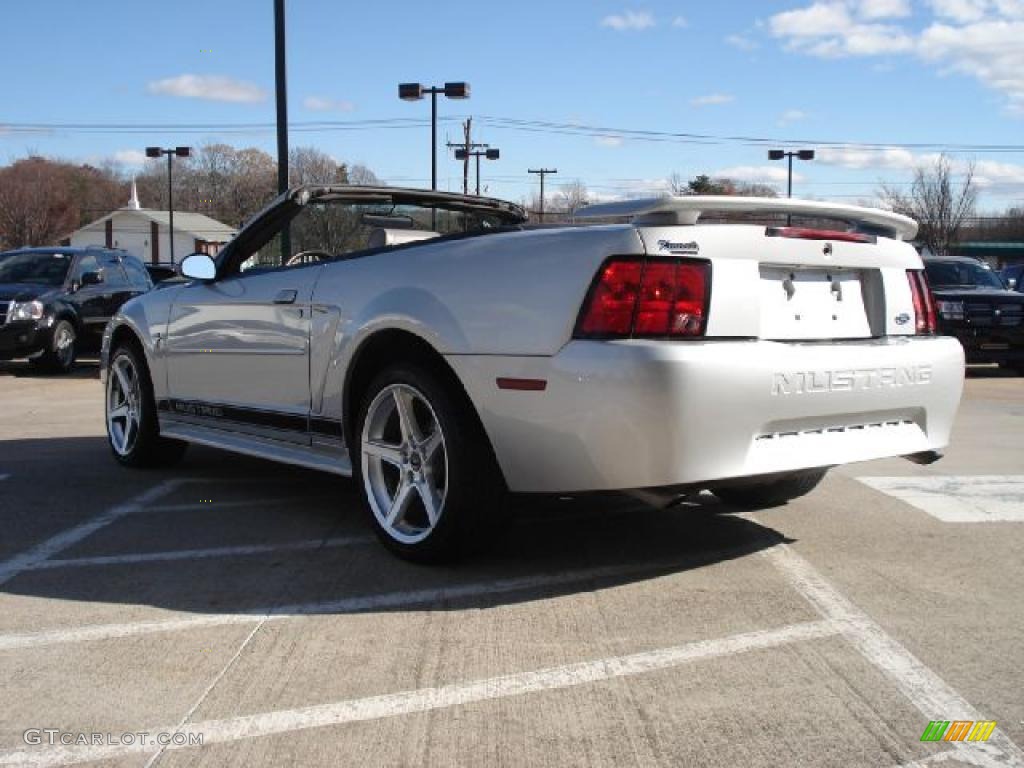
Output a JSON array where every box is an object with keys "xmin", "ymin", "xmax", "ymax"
[{"xmin": 2, "ymin": 0, "xmax": 1023, "ymax": 210}]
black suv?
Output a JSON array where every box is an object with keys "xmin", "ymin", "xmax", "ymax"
[
  {"xmin": 0, "ymin": 247, "xmax": 152, "ymax": 373},
  {"xmin": 924, "ymin": 256, "xmax": 1024, "ymax": 373}
]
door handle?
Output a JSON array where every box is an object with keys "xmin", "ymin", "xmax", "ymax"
[{"xmin": 273, "ymin": 289, "xmax": 298, "ymax": 305}]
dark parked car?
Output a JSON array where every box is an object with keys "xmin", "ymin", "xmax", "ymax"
[
  {"xmin": 925, "ymin": 256, "xmax": 1024, "ymax": 373},
  {"xmin": 1000, "ymin": 263, "xmax": 1024, "ymax": 293},
  {"xmin": 0, "ymin": 246, "xmax": 152, "ymax": 373},
  {"xmin": 145, "ymin": 262, "xmax": 189, "ymax": 288}
]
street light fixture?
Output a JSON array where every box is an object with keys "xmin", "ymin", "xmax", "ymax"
[
  {"xmin": 145, "ymin": 146, "xmax": 192, "ymax": 264},
  {"xmin": 768, "ymin": 148, "xmax": 815, "ymax": 198},
  {"xmin": 454, "ymin": 146, "xmax": 500, "ymax": 195},
  {"xmin": 398, "ymin": 81, "xmax": 470, "ymax": 190}
]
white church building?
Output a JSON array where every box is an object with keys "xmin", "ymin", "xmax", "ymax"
[{"xmin": 65, "ymin": 181, "xmax": 236, "ymax": 265}]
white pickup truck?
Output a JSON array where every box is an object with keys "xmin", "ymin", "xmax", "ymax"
[{"xmin": 101, "ymin": 186, "xmax": 964, "ymax": 561}]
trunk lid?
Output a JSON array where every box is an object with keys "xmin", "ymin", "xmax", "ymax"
[{"xmin": 636, "ymin": 223, "xmax": 921, "ymax": 341}]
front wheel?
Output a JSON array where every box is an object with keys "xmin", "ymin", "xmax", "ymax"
[
  {"xmin": 711, "ymin": 468, "xmax": 828, "ymax": 509},
  {"xmin": 106, "ymin": 343, "xmax": 187, "ymax": 468},
  {"xmin": 356, "ymin": 363, "xmax": 504, "ymax": 562},
  {"xmin": 34, "ymin": 319, "xmax": 77, "ymax": 374}
]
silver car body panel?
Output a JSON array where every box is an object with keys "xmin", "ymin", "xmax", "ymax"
[{"xmin": 101, "ymin": 189, "xmax": 965, "ymax": 493}]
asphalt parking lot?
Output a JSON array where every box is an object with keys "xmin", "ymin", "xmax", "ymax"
[{"xmin": 0, "ymin": 359, "xmax": 1021, "ymax": 768}]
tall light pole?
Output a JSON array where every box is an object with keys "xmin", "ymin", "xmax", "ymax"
[
  {"xmin": 145, "ymin": 146, "xmax": 192, "ymax": 264},
  {"xmin": 528, "ymin": 168, "xmax": 558, "ymax": 222},
  {"xmin": 398, "ymin": 82, "xmax": 470, "ymax": 190},
  {"xmin": 454, "ymin": 146, "xmax": 500, "ymax": 195},
  {"xmin": 274, "ymin": 0, "xmax": 290, "ymax": 260},
  {"xmin": 768, "ymin": 148, "xmax": 815, "ymax": 198}
]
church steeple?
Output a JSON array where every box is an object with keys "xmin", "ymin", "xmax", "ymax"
[{"xmin": 127, "ymin": 177, "xmax": 141, "ymax": 210}]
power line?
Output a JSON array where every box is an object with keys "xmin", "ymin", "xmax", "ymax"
[{"xmin": 4, "ymin": 115, "xmax": 1024, "ymax": 154}]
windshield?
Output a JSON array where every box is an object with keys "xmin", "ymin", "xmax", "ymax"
[
  {"xmin": 924, "ymin": 261, "xmax": 1005, "ymax": 290},
  {"xmin": 236, "ymin": 197, "xmax": 519, "ymax": 273},
  {"xmin": 0, "ymin": 251, "xmax": 73, "ymax": 286}
]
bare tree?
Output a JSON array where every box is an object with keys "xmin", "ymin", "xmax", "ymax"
[
  {"xmin": 667, "ymin": 172, "xmax": 689, "ymax": 196},
  {"xmin": 552, "ymin": 180, "xmax": 590, "ymax": 216},
  {"xmin": 881, "ymin": 155, "xmax": 977, "ymax": 255},
  {"xmin": 289, "ymin": 147, "xmax": 348, "ymax": 186},
  {"xmin": 0, "ymin": 158, "xmax": 74, "ymax": 248},
  {"xmin": 348, "ymin": 164, "xmax": 382, "ymax": 186}
]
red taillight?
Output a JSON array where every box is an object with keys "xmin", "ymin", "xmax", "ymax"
[
  {"xmin": 576, "ymin": 257, "xmax": 709, "ymax": 338},
  {"xmin": 577, "ymin": 259, "xmax": 642, "ymax": 336},
  {"xmin": 766, "ymin": 227, "xmax": 876, "ymax": 244},
  {"xmin": 906, "ymin": 269, "xmax": 937, "ymax": 334}
]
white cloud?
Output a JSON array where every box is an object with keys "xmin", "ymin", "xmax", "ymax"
[
  {"xmin": 714, "ymin": 165, "xmax": 802, "ymax": 183},
  {"xmin": 858, "ymin": 0, "xmax": 911, "ymax": 18},
  {"xmin": 672, "ymin": 15, "xmax": 689, "ymax": 27},
  {"xmin": 778, "ymin": 109, "xmax": 809, "ymax": 125},
  {"xmin": 770, "ymin": 3, "xmax": 853, "ymax": 37},
  {"xmin": 817, "ymin": 146, "xmax": 925, "ymax": 170},
  {"xmin": 973, "ymin": 159, "xmax": 1024, "ymax": 187},
  {"xmin": 690, "ymin": 93, "xmax": 735, "ymax": 107},
  {"xmin": 303, "ymin": 96, "xmax": 355, "ymax": 112},
  {"xmin": 918, "ymin": 19, "xmax": 1024, "ymax": 113},
  {"xmin": 927, "ymin": 0, "xmax": 989, "ymax": 22},
  {"xmin": 725, "ymin": 33, "xmax": 759, "ymax": 50},
  {"xmin": 112, "ymin": 149, "xmax": 147, "ymax": 166},
  {"xmin": 767, "ymin": 0, "xmax": 1024, "ymax": 110},
  {"xmin": 817, "ymin": 146, "xmax": 1024, "ymax": 191},
  {"xmin": 595, "ymin": 136, "xmax": 624, "ymax": 147},
  {"xmin": 600, "ymin": 10, "xmax": 656, "ymax": 30},
  {"xmin": 146, "ymin": 74, "xmax": 266, "ymax": 103}
]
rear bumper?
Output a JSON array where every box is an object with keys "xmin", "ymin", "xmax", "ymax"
[
  {"xmin": 943, "ymin": 328, "xmax": 1024, "ymax": 365},
  {"xmin": 449, "ymin": 336, "xmax": 965, "ymax": 493}
]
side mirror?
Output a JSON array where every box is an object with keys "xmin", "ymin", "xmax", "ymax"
[
  {"xmin": 80, "ymin": 270, "xmax": 104, "ymax": 287},
  {"xmin": 180, "ymin": 253, "xmax": 217, "ymax": 281}
]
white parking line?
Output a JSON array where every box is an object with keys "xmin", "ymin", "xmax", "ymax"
[
  {"xmin": 0, "ymin": 480, "xmax": 182, "ymax": 588},
  {"xmin": 0, "ymin": 553, "xmax": 742, "ymax": 652},
  {"xmin": 857, "ymin": 475, "xmax": 1024, "ymax": 523},
  {"xmin": 763, "ymin": 543, "xmax": 1024, "ymax": 768},
  {"xmin": 0, "ymin": 619, "xmax": 839, "ymax": 767},
  {"xmin": 28, "ymin": 535, "xmax": 374, "ymax": 570},
  {"xmin": 147, "ymin": 497, "xmax": 338, "ymax": 513}
]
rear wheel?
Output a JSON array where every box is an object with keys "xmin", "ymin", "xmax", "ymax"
[
  {"xmin": 33, "ymin": 319, "xmax": 77, "ymax": 374},
  {"xmin": 106, "ymin": 343, "xmax": 187, "ymax": 468},
  {"xmin": 356, "ymin": 363, "xmax": 504, "ymax": 562},
  {"xmin": 712, "ymin": 468, "xmax": 828, "ymax": 509}
]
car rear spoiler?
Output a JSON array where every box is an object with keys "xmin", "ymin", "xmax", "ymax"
[{"xmin": 574, "ymin": 196, "xmax": 918, "ymax": 241}]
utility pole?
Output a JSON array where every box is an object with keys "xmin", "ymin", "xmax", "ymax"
[
  {"xmin": 528, "ymin": 168, "xmax": 558, "ymax": 222},
  {"xmin": 462, "ymin": 119, "xmax": 472, "ymax": 194},
  {"xmin": 448, "ymin": 126, "xmax": 499, "ymax": 196}
]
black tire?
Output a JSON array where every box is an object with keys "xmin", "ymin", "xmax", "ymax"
[
  {"xmin": 106, "ymin": 342, "xmax": 188, "ymax": 468},
  {"xmin": 712, "ymin": 468, "xmax": 828, "ymax": 509},
  {"xmin": 354, "ymin": 362, "xmax": 505, "ymax": 563},
  {"xmin": 34, "ymin": 318, "xmax": 77, "ymax": 374}
]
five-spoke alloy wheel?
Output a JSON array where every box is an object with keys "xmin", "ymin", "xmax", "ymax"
[
  {"xmin": 361, "ymin": 383, "xmax": 448, "ymax": 545},
  {"xmin": 105, "ymin": 343, "xmax": 187, "ymax": 468},
  {"xmin": 356, "ymin": 363, "xmax": 504, "ymax": 562},
  {"xmin": 107, "ymin": 351, "xmax": 142, "ymax": 457}
]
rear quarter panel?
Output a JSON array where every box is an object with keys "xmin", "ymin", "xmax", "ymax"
[{"xmin": 312, "ymin": 225, "xmax": 644, "ymax": 422}]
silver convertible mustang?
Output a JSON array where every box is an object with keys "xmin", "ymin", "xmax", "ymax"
[{"xmin": 102, "ymin": 185, "xmax": 964, "ymax": 561}]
